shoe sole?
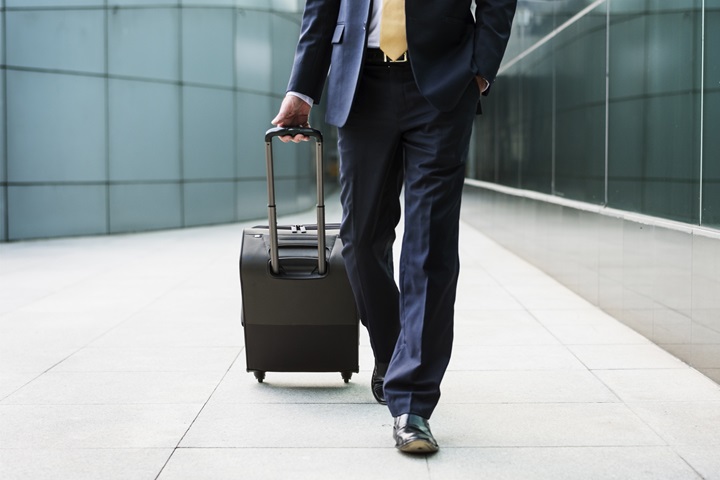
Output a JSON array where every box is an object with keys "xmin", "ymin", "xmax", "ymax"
[{"xmin": 397, "ymin": 439, "xmax": 439, "ymax": 454}]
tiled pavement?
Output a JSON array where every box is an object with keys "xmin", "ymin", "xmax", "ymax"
[{"xmin": 1, "ymin": 200, "xmax": 720, "ymax": 479}]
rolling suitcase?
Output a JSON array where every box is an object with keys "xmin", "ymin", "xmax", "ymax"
[{"xmin": 239, "ymin": 127, "xmax": 359, "ymax": 383}]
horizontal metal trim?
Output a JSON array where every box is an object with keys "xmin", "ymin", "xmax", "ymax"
[
  {"xmin": 464, "ymin": 178, "xmax": 720, "ymax": 240},
  {"xmin": 499, "ymin": 0, "xmax": 607, "ymax": 75}
]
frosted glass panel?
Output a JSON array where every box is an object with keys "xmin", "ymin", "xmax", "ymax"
[
  {"xmin": 703, "ymin": 9, "xmax": 720, "ymax": 226},
  {"xmin": 8, "ymin": 186, "xmax": 107, "ymax": 240},
  {"xmin": 108, "ymin": 8, "xmax": 179, "ymax": 81},
  {"xmin": 271, "ymin": 14, "xmax": 301, "ymax": 94},
  {"xmin": 7, "ymin": 71, "xmax": 106, "ymax": 182},
  {"xmin": 6, "ymin": 0, "xmax": 103, "ymax": 8},
  {"xmin": 109, "ymin": 184, "xmax": 182, "ymax": 233},
  {"xmin": 237, "ymin": 92, "xmax": 273, "ymax": 178},
  {"xmin": 473, "ymin": 0, "xmax": 707, "ymax": 227},
  {"xmin": 0, "ymin": 72, "xmax": 4, "ymax": 184},
  {"xmin": 0, "ymin": 188, "xmax": 6, "ymax": 241},
  {"xmin": 236, "ymin": 179, "xmax": 268, "ymax": 220},
  {"xmin": 271, "ymin": 0, "xmax": 303, "ymax": 12},
  {"xmin": 236, "ymin": 10, "xmax": 271, "ymax": 91},
  {"xmin": 182, "ymin": 9, "xmax": 234, "ymax": 87},
  {"xmin": 183, "ymin": 86, "xmax": 235, "ymax": 180},
  {"xmin": 109, "ymin": 0, "xmax": 177, "ymax": 6},
  {"xmin": 184, "ymin": 182, "xmax": 235, "ymax": 226},
  {"xmin": 236, "ymin": 0, "xmax": 267, "ymax": 8},
  {"xmin": 6, "ymin": 10, "xmax": 104, "ymax": 74},
  {"xmin": 1, "ymin": 5, "xmax": 335, "ymax": 240},
  {"xmin": 181, "ymin": 0, "xmax": 234, "ymax": 5},
  {"xmin": 109, "ymin": 80, "xmax": 180, "ymax": 181},
  {"xmin": 0, "ymin": 11, "xmax": 4, "ymax": 73},
  {"xmin": 607, "ymin": 0, "xmax": 702, "ymax": 223}
]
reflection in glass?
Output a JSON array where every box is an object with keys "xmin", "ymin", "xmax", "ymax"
[{"xmin": 473, "ymin": 0, "xmax": 708, "ymax": 225}]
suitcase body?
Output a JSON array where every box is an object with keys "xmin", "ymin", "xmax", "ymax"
[{"xmin": 239, "ymin": 127, "xmax": 359, "ymax": 383}]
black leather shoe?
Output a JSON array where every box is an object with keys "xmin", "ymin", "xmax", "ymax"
[
  {"xmin": 371, "ymin": 362, "xmax": 388, "ymax": 405},
  {"xmin": 393, "ymin": 413, "xmax": 439, "ymax": 454}
]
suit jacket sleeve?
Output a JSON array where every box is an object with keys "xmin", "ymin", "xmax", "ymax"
[
  {"xmin": 472, "ymin": 0, "xmax": 517, "ymax": 94},
  {"xmin": 286, "ymin": 0, "xmax": 342, "ymax": 104}
]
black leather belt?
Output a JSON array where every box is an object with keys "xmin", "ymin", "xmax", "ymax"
[{"xmin": 365, "ymin": 48, "xmax": 409, "ymax": 65}]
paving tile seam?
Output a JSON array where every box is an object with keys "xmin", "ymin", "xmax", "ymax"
[
  {"xmin": 616, "ymin": 402, "xmax": 714, "ymax": 450},
  {"xmin": 0, "ymin": 349, "xmax": 87, "ymax": 402},
  {"xmin": 673, "ymin": 448, "xmax": 716, "ymax": 480},
  {"xmin": 0, "ymin": 447, "xmax": 174, "ymax": 450},
  {"xmin": 172, "ymin": 443, "xmax": 672, "ymax": 449},
  {"xmin": 0, "ymin": 402, "xmax": 231, "ymax": 406},
  {"xmin": 152, "ymin": 349, "xmax": 244, "ymax": 480}
]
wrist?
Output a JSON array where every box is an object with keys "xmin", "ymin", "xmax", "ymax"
[{"xmin": 287, "ymin": 91, "xmax": 314, "ymax": 107}]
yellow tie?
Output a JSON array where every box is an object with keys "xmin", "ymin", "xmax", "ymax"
[{"xmin": 379, "ymin": 0, "xmax": 407, "ymax": 61}]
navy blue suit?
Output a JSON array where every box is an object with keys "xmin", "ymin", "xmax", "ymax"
[{"xmin": 287, "ymin": 0, "xmax": 516, "ymax": 418}]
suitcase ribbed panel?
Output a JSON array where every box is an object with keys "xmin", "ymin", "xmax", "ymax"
[{"xmin": 244, "ymin": 324, "xmax": 358, "ymax": 373}]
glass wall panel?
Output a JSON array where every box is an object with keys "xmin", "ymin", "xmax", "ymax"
[
  {"xmin": 1, "ymin": 2, "xmax": 314, "ymax": 240},
  {"xmin": 6, "ymin": 10, "xmax": 104, "ymax": 74},
  {"xmin": 553, "ymin": 3, "xmax": 606, "ymax": 204},
  {"xmin": 1, "ymin": 6, "xmax": 6, "ymax": 241},
  {"xmin": 473, "ymin": 0, "xmax": 713, "ymax": 230},
  {"xmin": 519, "ymin": 43, "xmax": 553, "ymax": 194},
  {"xmin": 182, "ymin": 9, "xmax": 234, "ymax": 87},
  {"xmin": 8, "ymin": 186, "xmax": 107, "ymax": 239},
  {"xmin": 108, "ymin": 8, "xmax": 179, "ymax": 81},
  {"xmin": 183, "ymin": 86, "xmax": 235, "ymax": 180},
  {"xmin": 476, "ymin": 64, "xmax": 522, "ymax": 188},
  {"xmin": 109, "ymin": 184, "xmax": 182, "ymax": 233},
  {"xmin": 6, "ymin": 0, "xmax": 102, "ymax": 8},
  {"xmin": 271, "ymin": 13, "xmax": 302, "ymax": 95},
  {"xmin": 236, "ymin": 9, "xmax": 271, "ymax": 91},
  {"xmin": 237, "ymin": 92, "xmax": 273, "ymax": 179},
  {"xmin": 0, "ymin": 47, "xmax": 5, "ymax": 186},
  {"xmin": 184, "ymin": 181, "xmax": 235, "ymax": 227},
  {"xmin": 108, "ymin": 80, "xmax": 181, "ymax": 182},
  {"xmin": 607, "ymin": 0, "xmax": 701, "ymax": 223},
  {"xmin": 703, "ymin": 3, "xmax": 720, "ymax": 226},
  {"xmin": 7, "ymin": 71, "xmax": 106, "ymax": 183}
]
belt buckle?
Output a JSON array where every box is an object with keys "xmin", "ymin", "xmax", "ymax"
[{"xmin": 383, "ymin": 51, "xmax": 408, "ymax": 63}]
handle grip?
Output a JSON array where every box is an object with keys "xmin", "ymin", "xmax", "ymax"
[{"xmin": 265, "ymin": 126, "xmax": 323, "ymax": 143}]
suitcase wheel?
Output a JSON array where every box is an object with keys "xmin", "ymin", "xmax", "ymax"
[
  {"xmin": 341, "ymin": 371, "xmax": 352, "ymax": 383},
  {"xmin": 254, "ymin": 371, "xmax": 266, "ymax": 383}
]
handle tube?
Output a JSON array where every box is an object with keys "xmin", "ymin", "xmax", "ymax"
[{"xmin": 264, "ymin": 127, "xmax": 326, "ymax": 275}]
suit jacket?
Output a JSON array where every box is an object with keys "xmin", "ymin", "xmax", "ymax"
[{"xmin": 287, "ymin": 0, "xmax": 517, "ymax": 127}]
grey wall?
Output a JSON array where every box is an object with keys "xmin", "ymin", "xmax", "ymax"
[{"xmin": 0, "ymin": 1, "xmax": 331, "ymax": 241}]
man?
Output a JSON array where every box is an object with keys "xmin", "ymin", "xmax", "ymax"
[{"xmin": 272, "ymin": 0, "xmax": 517, "ymax": 453}]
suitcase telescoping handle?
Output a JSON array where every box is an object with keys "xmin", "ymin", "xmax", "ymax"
[{"xmin": 264, "ymin": 127, "xmax": 326, "ymax": 276}]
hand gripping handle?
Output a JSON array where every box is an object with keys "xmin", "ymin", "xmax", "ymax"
[
  {"xmin": 264, "ymin": 127, "xmax": 326, "ymax": 275},
  {"xmin": 265, "ymin": 126, "xmax": 322, "ymax": 143}
]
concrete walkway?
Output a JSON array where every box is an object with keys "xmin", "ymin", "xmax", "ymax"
[{"xmin": 1, "ymin": 201, "xmax": 719, "ymax": 479}]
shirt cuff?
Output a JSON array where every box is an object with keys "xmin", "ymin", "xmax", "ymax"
[
  {"xmin": 478, "ymin": 76, "xmax": 490, "ymax": 93},
  {"xmin": 287, "ymin": 91, "xmax": 314, "ymax": 106}
]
